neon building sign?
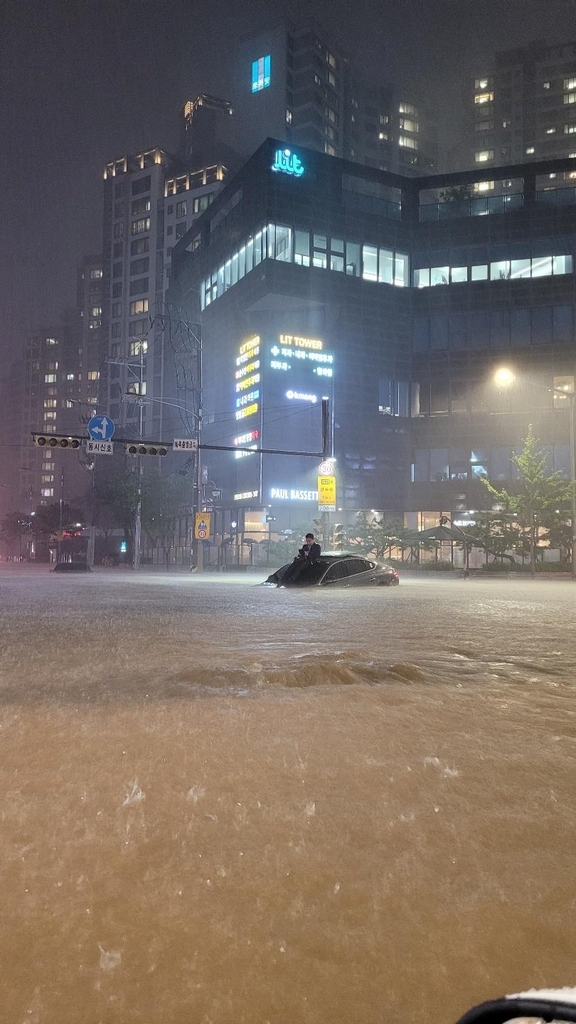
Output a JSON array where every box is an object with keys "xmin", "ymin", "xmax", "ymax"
[{"xmin": 271, "ymin": 148, "xmax": 305, "ymax": 177}]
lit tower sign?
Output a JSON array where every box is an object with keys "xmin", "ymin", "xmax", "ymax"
[{"xmin": 271, "ymin": 148, "xmax": 305, "ymax": 177}]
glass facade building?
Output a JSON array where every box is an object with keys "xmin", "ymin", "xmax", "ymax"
[{"xmin": 169, "ymin": 138, "xmax": 576, "ymax": 532}]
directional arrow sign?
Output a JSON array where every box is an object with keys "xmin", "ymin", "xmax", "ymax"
[{"xmin": 88, "ymin": 415, "xmax": 115, "ymax": 441}]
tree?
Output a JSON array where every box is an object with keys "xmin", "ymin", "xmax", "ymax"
[
  {"xmin": 141, "ymin": 469, "xmax": 191, "ymax": 567},
  {"xmin": 481, "ymin": 426, "xmax": 573, "ymax": 575},
  {"xmin": 439, "ymin": 184, "xmax": 474, "ymax": 203},
  {"xmin": 90, "ymin": 469, "xmax": 139, "ymax": 561}
]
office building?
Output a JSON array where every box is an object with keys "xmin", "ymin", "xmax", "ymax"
[
  {"xmin": 169, "ymin": 138, "xmax": 576, "ymax": 545},
  {"xmin": 470, "ymin": 40, "xmax": 576, "ymax": 173}
]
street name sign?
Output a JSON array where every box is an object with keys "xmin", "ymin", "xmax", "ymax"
[
  {"xmin": 86, "ymin": 440, "xmax": 114, "ymax": 456},
  {"xmin": 173, "ymin": 438, "xmax": 199, "ymax": 451}
]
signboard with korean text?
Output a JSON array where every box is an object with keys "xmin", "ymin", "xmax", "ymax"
[
  {"xmin": 318, "ymin": 474, "xmax": 336, "ymax": 510},
  {"xmin": 194, "ymin": 513, "xmax": 212, "ymax": 540}
]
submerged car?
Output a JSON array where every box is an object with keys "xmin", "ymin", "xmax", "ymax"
[{"xmin": 263, "ymin": 553, "xmax": 399, "ymax": 588}]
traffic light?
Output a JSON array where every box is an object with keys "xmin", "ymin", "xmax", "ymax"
[
  {"xmin": 312, "ymin": 518, "xmax": 323, "ymax": 534},
  {"xmin": 333, "ymin": 524, "xmax": 345, "ymax": 549},
  {"xmin": 33, "ymin": 434, "xmax": 81, "ymax": 449},
  {"xmin": 125, "ymin": 443, "xmax": 168, "ymax": 457}
]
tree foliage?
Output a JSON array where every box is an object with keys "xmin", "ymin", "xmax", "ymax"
[
  {"xmin": 141, "ymin": 469, "xmax": 191, "ymax": 566},
  {"xmin": 480, "ymin": 426, "xmax": 573, "ymax": 573}
]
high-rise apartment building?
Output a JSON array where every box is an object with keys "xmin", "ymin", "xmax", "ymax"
[
  {"xmin": 469, "ymin": 40, "xmax": 576, "ymax": 171},
  {"xmin": 100, "ymin": 147, "xmax": 227, "ymax": 443},
  {"xmin": 180, "ymin": 94, "xmax": 237, "ymax": 170},
  {"xmin": 195, "ymin": 18, "xmax": 436, "ymax": 175}
]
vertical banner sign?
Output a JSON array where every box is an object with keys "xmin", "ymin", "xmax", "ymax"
[
  {"xmin": 317, "ymin": 475, "xmax": 336, "ymax": 511},
  {"xmin": 194, "ymin": 513, "xmax": 212, "ymax": 540}
]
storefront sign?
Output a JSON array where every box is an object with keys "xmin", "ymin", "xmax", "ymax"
[
  {"xmin": 271, "ymin": 148, "xmax": 305, "ymax": 177},
  {"xmin": 270, "ymin": 487, "xmax": 318, "ymax": 502}
]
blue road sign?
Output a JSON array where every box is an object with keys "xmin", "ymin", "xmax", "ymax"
[{"xmin": 87, "ymin": 415, "xmax": 115, "ymax": 441}]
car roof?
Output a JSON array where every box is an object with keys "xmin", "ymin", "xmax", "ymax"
[{"xmin": 315, "ymin": 553, "xmax": 367, "ymax": 562}]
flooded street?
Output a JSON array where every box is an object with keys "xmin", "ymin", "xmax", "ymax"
[{"xmin": 1, "ymin": 568, "xmax": 575, "ymax": 1023}]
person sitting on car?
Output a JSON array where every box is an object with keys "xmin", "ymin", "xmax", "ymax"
[{"xmin": 281, "ymin": 532, "xmax": 322, "ymax": 584}]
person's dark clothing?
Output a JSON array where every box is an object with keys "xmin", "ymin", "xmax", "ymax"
[{"xmin": 298, "ymin": 541, "xmax": 321, "ymax": 561}]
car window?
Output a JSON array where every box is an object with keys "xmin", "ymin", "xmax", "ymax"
[
  {"xmin": 341, "ymin": 558, "xmax": 369, "ymax": 577},
  {"xmin": 323, "ymin": 561, "xmax": 348, "ymax": 582}
]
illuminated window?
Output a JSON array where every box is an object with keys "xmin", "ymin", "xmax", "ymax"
[
  {"xmin": 90, "ymin": 268, "xmax": 102, "ymax": 279},
  {"xmin": 399, "ymin": 135, "xmax": 418, "ymax": 150},
  {"xmin": 131, "ymin": 217, "xmax": 150, "ymax": 235},
  {"xmin": 44, "ymin": 374, "xmax": 57, "ymax": 383},
  {"xmin": 176, "ymin": 200, "xmax": 187, "ymax": 218},
  {"xmin": 564, "ymin": 78, "xmax": 576, "ymax": 90},
  {"xmin": 475, "ymin": 78, "xmax": 488, "ymax": 89},
  {"xmin": 474, "ymin": 92, "xmax": 493, "ymax": 104},
  {"xmin": 45, "ymin": 337, "xmax": 57, "ymax": 346},
  {"xmin": 525, "ymin": 146, "xmax": 535, "ymax": 154},
  {"xmin": 399, "ymin": 102, "xmax": 417, "ymax": 115},
  {"xmin": 400, "ymin": 117, "xmax": 419, "ymax": 133},
  {"xmin": 43, "ymin": 411, "xmax": 57, "ymax": 420},
  {"xmin": 66, "ymin": 373, "xmax": 75, "ymax": 380},
  {"xmin": 129, "ymin": 298, "xmax": 149, "ymax": 315},
  {"xmin": 564, "ymin": 93, "xmax": 576, "ymax": 105},
  {"xmin": 378, "ymin": 131, "xmax": 388, "ymax": 140},
  {"xmin": 41, "ymin": 488, "xmax": 54, "ymax": 498},
  {"xmin": 475, "ymin": 149, "xmax": 494, "ymax": 162},
  {"xmin": 251, "ymin": 55, "xmax": 271, "ymax": 93},
  {"xmin": 546, "ymin": 127, "xmax": 557, "ymax": 134},
  {"xmin": 474, "ymin": 180, "xmax": 494, "ymax": 192},
  {"xmin": 564, "ymin": 124, "xmax": 576, "ymax": 133},
  {"xmin": 129, "ymin": 340, "xmax": 148, "ymax": 356},
  {"xmin": 43, "ymin": 399, "xmax": 57, "ymax": 408},
  {"xmin": 324, "ymin": 143, "xmax": 337, "ymax": 156},
  {"xmin": 87, "ymin": 371, "xmax": 100, "ymax": 381},
  {"xmin": 41, "ymin": 475, "xmax": 54, "ymax": 484},
  {"xmin": 543, "ymin": 81, "xmax": 551, "ymax": 90},
  {"xmin": 192, "ymin": 193, "xmax": 213, "ymax": 214},
  {"xmin": 132, "ymin": 197, "xmax": 151, "ymax": 215},
  {"xmin": 90, "ymin": 306, "xmax": 102, "ymax": 316}
]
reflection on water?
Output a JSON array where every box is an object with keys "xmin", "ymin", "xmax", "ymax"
[{"xmin": 0, "ymin": 571, "xmax": 575, "ymax": 1023}]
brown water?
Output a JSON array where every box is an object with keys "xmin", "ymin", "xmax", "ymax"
[{"xmin": 1, "ymin": 569, "xmax": 575, "ymax": 1023}]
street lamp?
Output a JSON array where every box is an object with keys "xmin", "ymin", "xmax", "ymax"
[{"xmin": 494, "ymin": 366, "xmax": 576, "ymax": 579}]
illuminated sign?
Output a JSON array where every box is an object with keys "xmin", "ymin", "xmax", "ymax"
[
  {"xmin": 270, "ymin": 359, "xmax": 290, "ymax": 371},
  {"xmin": 238, "ymin": 336, "xmax": 260, "ymax": 356},
  {"xmin": 235, "ymin": 360, "xmax": 260, "ymax": 378},
  {"xmin": 271, "ymin": 148, "xmax": 304, "ymax": 177},
  {"xmin": 235, "ymin": 403, "xmax": 258, "ymax": 420},
  {"xmin": 235, "ymin": 446, "xmax": 257, "ymax": 460},
  {"xmin": 252, "ymin": 56, "xmax": 271, "ymax": 93},
  {"xmin": 319, "ymin": 459, "xmax": 336, "ymax": 475},
  {"xmin": 236, "ymin": 390, "xmax": 259, "ymax": 408},
  {"xmin": 270, "ymin": 487, "xmax": 318, "ymax": 502},
  {"xmin": 234, "ymin": 490, "xmax": 259, "ymax": 501},
  {"xmin": 286, "ymin": 390, "xmax": 317, "ymax": 403},
  {"xmin": 279, "ymin": 334, "xmax": 322, "ymax": 350},
  {"xmin": 236, "ymin": 374, "xmax": 260, "ymax": 392},
  {"xmin": 234, "ymin": 430, "xmax": 260, "ymax": 446},
  {"xmin": 318, "ymin": 475, "xmax": 336, "ymax": 510}
]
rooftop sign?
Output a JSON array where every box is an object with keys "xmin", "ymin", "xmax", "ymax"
[{"xmin": 271, "ymin": 148, "xmax": 304, "ymax": 178}]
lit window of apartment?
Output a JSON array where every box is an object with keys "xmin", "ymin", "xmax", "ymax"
[
  {"xmin": 43, "ymin": 399, "xmax": 57, "ymax": 408},
  {"xmin": 285, "ymin": 109, "xmax": 292, "ymax": 125},
  {"xmin": 526, "ymin": 145, "xmax": 535, "ymax": 154},
  {"xmin": 475, "ymin": 78, "xmax": 489, "ymax": 89},
  {"xmin": 129, "ymin": 340, "xmax": 148, "ymax": 357},
  {"xmin": 564, "ymin": 92, "xmax": 576, "ymax": 105},
  {"xmin": 399, "ymin": 117, "xmax": 419, "ymax": 133},
  {"xmin": 474, "ymin": 92, "xmax": 494, "ymax": 104},
  {"xmin": 564, "ymin": 124, "xmax": 576, "ymax": 134},
  {"xmin": 176, "ymin": 200, "xmax": 187, "ymax": 218},
  {"xmin": 90, "ymin": 306, "xmax": 102, "ymax": 317},
  {"xmin": 327, "ymin": 52, "xmax": 336, "ymax": 69},
  {"xmin": 475, "ymin": 149, "xmax": 494, "ymax": 162},
  {"xmin": 399, "ymin": 102, "xmax": 417, "ymax": 115},
  {"xmin": 474, "ymin": 181, "xmax": 495, "ymax": 192},
  {"xmin": 127, "ymin": 381, "xmax": 147, "ymax": 396},
  {"xmin": 90, "ymin": 268, "xmax": 102, "ymax": 279},
  {"xmin": 546, "ymin": 127, "xmax": 557, "ymax": 134},
  {"xmin": 325, "ymin": 143, "xmax": 337, "ymax": 156},
  {"xmin": 192, "ymin": 193, "xmax": 213, "ymax": 214},
  {"xmin": 378, "ymin": 131, "xmax": 388, "ymax": 140},
  {"xmin": 41, "ymin": 488, "xmax": 54, "ymax": 498},
  {"xmin": 41, "ymin": 475, "xmax": 54, "ymax": 484},
  {"xmin": 379, "ymin": 114, "xmax": 388, "ymax": 125},
  {"xmin": 45, "ymin": 337, "xmax": 57, "ymax": 346},
  {"xmin": 43, "ymin": 411, "xmax": 57, "ymax": 420},
  {"xmin": 44, "ymin": 374, "xmax": 57, "ymax": 383},
  {"xmin": 129, "ymin": 298, "xmax": 149, "ymax": 316},
  {"xmin": 131, "ymin": 197, "xmax": 151, "ymax": 215},
  {"xmin": 87, "ymin": 397, "xmax": 98, "ymax": 405},
  {"xmin": 325, "ymin": 107, "xmax": 338, "ymax": 124},
  {"xmin": 564, "ymin": 77, "xmax": 576, "ymax": 90},
  {"xmin": 131, "ymin": 217, "xmax": 150, "ymax": 235},
  {"xmin": 399, "ymin": 135, "xmax": 418, "ymax": 150},
  {"xmin": 87, "ymin": 371, "xmax": 100, "ymax": 381},
  {"xmin": 543, "ymin": 81, "xmax": 551, "ymax": 90},
  {"xmin": 63, "ymin": 400, "xmax": 73, "ymax": 409}
]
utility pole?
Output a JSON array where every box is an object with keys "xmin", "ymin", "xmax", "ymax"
[
  {"xmin": 57, "ymin": 470, "xmax": 64, "ymax": 563},
  {"xmin": 133, "ymin": 344, "xmax": 145, "ymax": 571}
]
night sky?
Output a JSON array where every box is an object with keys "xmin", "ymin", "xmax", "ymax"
[{"xmin": 1, "ymin": 0, "xmax": 573, "ymax": 362}]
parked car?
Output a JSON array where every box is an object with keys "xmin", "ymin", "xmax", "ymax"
[
  {"xmin": 262, "ymin": 553, "xmax": 399, "ymax": 588},
  {"xmin": 51, "ymin": 562, "xmax": 92, "ymax": 573}
]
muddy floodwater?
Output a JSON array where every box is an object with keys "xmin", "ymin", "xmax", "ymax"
[{"xmin": 1, "ymin": 567, "xmax": 575, "ymax": 1023}]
